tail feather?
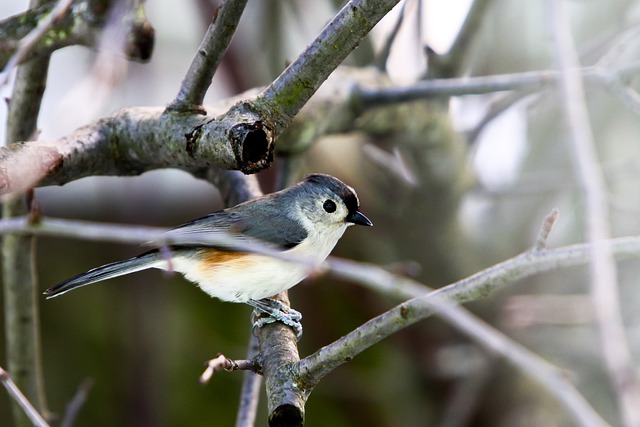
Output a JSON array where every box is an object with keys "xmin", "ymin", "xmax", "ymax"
[{"xmin": 44, "ymin": 251, "xmax": 161, "ymax": 298}]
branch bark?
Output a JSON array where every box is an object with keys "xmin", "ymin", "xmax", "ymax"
[{"xmin": 168, "ymin": 0, "xmax": 249, "ymax": 112}]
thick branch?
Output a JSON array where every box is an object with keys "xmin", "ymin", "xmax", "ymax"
[{"xmin": 0, "ymin": 100, "xmax": 274, "ymax": 194}]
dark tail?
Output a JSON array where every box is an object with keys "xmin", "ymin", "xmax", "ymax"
[{"xmin": 44, "ymin": 251, "xmax": 161, "ymax": 299}]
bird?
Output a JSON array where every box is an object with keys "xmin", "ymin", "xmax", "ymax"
[{"xmin": 44, "ymin": 173, "xmax": 372, "ymax": 337}]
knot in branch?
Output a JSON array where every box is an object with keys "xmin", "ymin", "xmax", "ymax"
[{"xmin": 230, "ymin": 120, "xmax": 274, "ymax": 174}]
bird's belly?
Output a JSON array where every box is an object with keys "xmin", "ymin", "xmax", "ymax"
[{"xmin": 167, "ymin": 252, "xmax": 309, "ymax": 303}]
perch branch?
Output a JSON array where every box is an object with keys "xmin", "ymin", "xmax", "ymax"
[
  {"xmin": 549, "ymin": 1, "xmax": 640, "ymax": 426},
  {"xmin": 3, "ymin": 215, "xmax": 640, "ymax": 425},
  {"xmin": 300, "ymin": 246, "xmax": 618, "ymax": 427}
]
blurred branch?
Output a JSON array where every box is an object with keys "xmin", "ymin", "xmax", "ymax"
[
  {"xmin": 5, "ymin": 214, "xmax": 640, "ymax": 423},
  {"xmin": 374, "ymin": 0, "xmax": 410, "ymax": 71},
  {"xmin": 427, "ymin": 0, "xmax": 495, "ymax": 78},
  {"xmin": 3, "ymin": 1, "xmax": 53, "ymax": 423},
  {"xmin": 199, "ymin": 170, "xmax": 265, "ymax": 427},
  {"xmin": 234, "ymin": 336, "xmax": 262, "ymax": 427},
  {"xmin": 549, "ymin": 1, "xmax": 640, "ymax": 426},
  {"xmin": 0, "ymin": 0, "xmax": 154, "ymax": 74},
  {"xmin": 0, "ymin": 0, "xmax": 73, "ymax": 87},
  {"xmin": 168, "ymin": 0, "xmax": 249, "ymax": 112},
  {"xmin": 60, "ymin": 378, "xmax": 93, "ymax": 427},
  {"xmin": 302, "ymin": 248, "xmax": 617, "ymax": 426},
  {"xmin": 0, "ymin": 366, "xmax": 49, "ymax": 427},
  {"xmin": 354, "ymin": 62, "xmax": 640, "ymax": 106}
]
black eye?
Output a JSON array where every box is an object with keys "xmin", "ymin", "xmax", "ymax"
[{"xmin": 323, "ymin": 199, "xmax": 337, "ymax": 213}]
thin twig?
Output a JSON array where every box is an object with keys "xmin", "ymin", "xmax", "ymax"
[
  {"xmin": 0, "ymin": 366, "xmax": 50, "ymax": 427},
  {"xmin": 168, "ymin": 0, "xmax": 249, "ymax": 112},
  {"xmin": 301, "ymin": 249, "xmax": 616, "ymax": 427},
  {"xmin": 200, "ymin": 355, "xmax": 259, "ymax": 384},
  {"xmin": 0, "ymin": 0, "xmax": 74, "ymax": 88},
  {"xmin": 374, "ymin": 0, "xmax": 411, "ymax": 71},
  {"xmin": 235, "ymin": 335, "xmax": 262, "ymax": 427},
  {"xmin": 354, "ymin": 62, "xmax": 640, "ymax": 106},
  {"xmin": 548, "ymin": 1, "xmax": 640, "ymax": 426},
  {"xmin": 532, "ymin": 208, "xmax": 559, "ymax": 251},
  {"xmin": 427, "ymin": 0, "xmax": 496, "ymax": 78},
  {"xmin": 60, "ymin": 378, "xmax": 93, "ymax": 427}
]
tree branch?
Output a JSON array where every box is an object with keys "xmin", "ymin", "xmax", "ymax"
[
  {"xmin": 253, "ymin": 0, "xmax": 402, "ymax": 134},
  {"xmin": 3, "ymin": 214, "xmax": 640, "ymax": 424},
  {"xmin": 299, "ymin": 245, "xmax": 624, "ymax": 426},
  {"xmin": 549, "ymin": 1, "xmax": 640, "ymax": 425},
  {"xmin": 168, "ymin": 0, "xmax": 249, "ymax": 112},
  {"xmin": 0, "ymin": 366, "xmax": 49, "ymax": 427},
  {"xmin": 0, "ymin": 100, "xmax": 275, "ymax": 194},
  {"xmin": 3, "ymin": 1, "xmax": 52, "ymax": 423},
  {"xmin": 0, "ymin": 0, "xmax": 154, "ymax": 73}
]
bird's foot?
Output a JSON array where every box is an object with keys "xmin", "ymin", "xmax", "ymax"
[{"xmin": 248, "ymin": 298, "xmax": 303, "ymax": 339}]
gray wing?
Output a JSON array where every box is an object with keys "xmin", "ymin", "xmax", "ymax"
[{"xmin": 165, "ymin": 207, "xmax": 307, "ymax": 249}]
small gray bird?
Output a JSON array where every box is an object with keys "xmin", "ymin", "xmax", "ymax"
[{"xmin": 45, "ymin": 174, "xmax": 372, "ymax": 337}]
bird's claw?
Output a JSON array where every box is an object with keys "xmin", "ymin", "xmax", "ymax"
[{"xmin": 249, "ymin": 298, "xmax": 303, "ymax": 339}]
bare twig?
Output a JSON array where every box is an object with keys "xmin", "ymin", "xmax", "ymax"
[
  {"xmin": 374, "ymin": 0, "xmax": 410, "ymax": 71},
  {"xmin": 0, "ymin": 366, "xmax": 49, "ymax": 427},
  {"xmin": 235, "ymin": 335, "xmax": 262, "ymax": 427},
  {"xmin": 60, "ymin": 378, "xmax": 93, "ymax": 427},
  {"xmin": 0, "ymin": 1, "xmax": 154, "ymax": 73},
  {"xmin": 427, "ymin": 0, "xmax": 496, "ymax": 78},
  {"xmin": 549, "ymin": 1, "xmax": 640, "ymax": 426},
  {"xmin": 200, "ymin": 355, "xmax": 260, "ymax": 384},
  {"xmin": 0, "ymin": 0, "xmax": 74, "ymax": 88},
  {"xmin": 168, "ymin": 0, "xmax": 249, "ymax": 112},
  {"xmin": 532, "ymin": 208, "xmax": 559, "ymax": 251},
  {"xmin": 301, "ymin": 251, "xmax": 614, "ymax": 427}
]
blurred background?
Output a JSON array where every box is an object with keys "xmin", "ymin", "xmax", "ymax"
[{"xmin": 3, "ymin": 0, "xmax": 640, "ymax": 425}]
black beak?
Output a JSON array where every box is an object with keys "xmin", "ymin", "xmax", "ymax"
[{"xmin": 347, "ymin": 211, "xmax": 373, "ymax": 226}]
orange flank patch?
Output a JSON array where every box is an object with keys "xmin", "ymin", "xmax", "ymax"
[{"xmin": 195, "ymin": 249, "xmax": 257, "ymax": 273}]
